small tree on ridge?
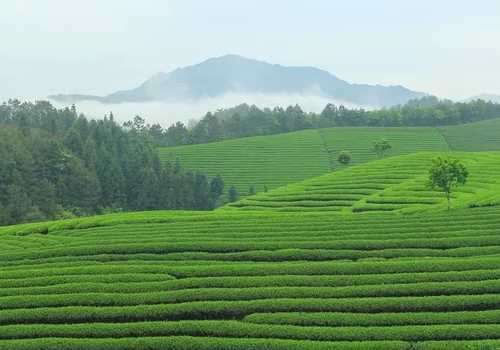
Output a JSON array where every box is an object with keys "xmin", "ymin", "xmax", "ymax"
[
  {"xmin": 428, "ymin": 156, "xmax": 468, "ymax": 210},
  {"xmin": 372, "ymin": 139, "xmax": 392, "ymax": 158},
  {"xmin": 337, "ymin": 150, "xmax": 352, "ymax": 165}
]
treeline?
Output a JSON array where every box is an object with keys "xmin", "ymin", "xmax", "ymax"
[
  {"xmin": 0, "ymin": 100, "xmax": 224, "ymax": 226},
  {"xmin": 144, "ymin": 96, "xmax": 500, "ymax": 147}
]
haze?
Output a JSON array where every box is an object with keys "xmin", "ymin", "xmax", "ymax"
[{"xmin": 1, "ymin": 0, "xmax": 499, "ymax": 124}]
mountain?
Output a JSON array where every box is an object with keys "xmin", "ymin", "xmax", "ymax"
[
  {"xmin": 465, "ymin": 94, "xmax": 500, "ymax": 103},
  {"xmin": 50, "ymin": 55, "xmax": 425, "ymax": 107}
]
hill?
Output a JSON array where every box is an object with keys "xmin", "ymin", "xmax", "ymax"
[
  {"xmin": 228, "ymin": 152, "xmax": 500, "ymax": 213},
  {"xmin": 50, "ymin": 55, "xmax": 424, "ymax": 107},
  {"xmin": 1, "ymin": 195, "xmax": 500, "ymax": 348},
  {"xmin": 438, "ymin": 118, "xmax": 500, "ymax": 151},
  {"xmin": 160, "ymin": 119, "xmax": 500, "ymax": 196},
  {"xmin": 160, "ymin": 126, "xmax": 450, "ymax": 195}
]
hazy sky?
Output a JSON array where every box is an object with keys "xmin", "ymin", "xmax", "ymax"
[{"xmin": 1, "ymin": 0, "xmax": 499, "ymax": 121}]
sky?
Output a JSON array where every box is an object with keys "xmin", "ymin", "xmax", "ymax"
[{"xmin": 1, "ymin": 0, "xmax": 499, "ymax": 123}]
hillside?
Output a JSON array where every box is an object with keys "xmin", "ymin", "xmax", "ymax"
[
  {"xmin": 1, "ymin": 197, "xmax": 500, "ymax": 348},
  {"xmin": 160, "ymin": 126, "xmax": 450, "ymax": 194},
  {"xmin": 160, "ymin": 119, "xmax": 500, "ymax": 196},
  {"xmin": 228, "ymin": 152, "xmax": 500, "ymax": 213},
  {"xmin": 438, "ymin": 118, "xmax": 500, "ymax": 151},
  {"xmin": 50, "ymin": 55, "xmax": 424, "ymax": 107}
]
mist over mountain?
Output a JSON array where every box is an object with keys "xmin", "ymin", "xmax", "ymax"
[{"xmin": 50, "ymin": 55, "xmax": 425, "ymax": 108}]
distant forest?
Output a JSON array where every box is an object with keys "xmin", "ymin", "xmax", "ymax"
[
  {"xmin": 0, "ymin": 101, "xmax": 224, "ymax": 226},
  {"xmin": 148, "ymin": 96, "xmax": 500, "ymax": 147}
]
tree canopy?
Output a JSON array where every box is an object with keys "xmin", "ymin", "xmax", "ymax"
[
  {"xmin": 428, "ymin": 156, "xmax": 469, "ymax": 210},
  {"xmin": 0, "ymin": 100, "xmax": 225, "ymax": 226},
  {"xmin": 140, "ymin": 98, "xmax": 500, "ymax": 147}
]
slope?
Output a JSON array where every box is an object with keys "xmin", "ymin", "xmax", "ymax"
[
  {"xmin": 1, "ymin": 203, "xmax": 500, "ymax": 349},
  {"xmin": 160, "ymin": 127, "xmax": 449, "ymax": 194},
  {"xmin": 438, "ymin": 118, "xmax": 500, "ymax": 151},
  {"xmin": 228, "ymin": 152, "xmax": 500, "ymax": 213}
]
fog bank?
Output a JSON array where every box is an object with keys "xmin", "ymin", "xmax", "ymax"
[{"xmin": 50, "ymin": 93, "xmax": 361, "ymax": 126}]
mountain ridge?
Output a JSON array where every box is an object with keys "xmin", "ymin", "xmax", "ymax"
[{"xmin": 50, "ymin": 54, "xmax": 426, "ymax": 107}]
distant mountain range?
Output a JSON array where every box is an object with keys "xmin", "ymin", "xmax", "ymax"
[
  {"xmin": 50, "ymin": 55, "xmax": 426, "ymax": 108},
  {"xmin": 465, "ymin": 94, "xmax": 500, "ymax": 103}
]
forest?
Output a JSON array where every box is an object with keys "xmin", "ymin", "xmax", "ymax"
[
  {"xmin": 149, "ymin": 96, "xmax": 500, "ymax": 146},
  {"xmin": 0, "ymin": 100, "xmax": 224, "ymax": 226}
]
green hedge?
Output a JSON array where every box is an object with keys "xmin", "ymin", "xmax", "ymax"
[{"xmin": 1, "ymin": 294, "xmax": 500, "ymax": 324}]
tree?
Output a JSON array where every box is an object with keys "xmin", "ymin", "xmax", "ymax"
[
  {"xmin": 372, "ymin": 139, "xmax": 392, "ymax": 158},
  {"xmin": 228, "ymin": 186, "xmax": 239, "ymax": 203},
  {"xmin": 248, "ymin": 185, "xmax": 256, "ymax": 195},
  {"xmin": 209, "ymin": 175, "xmax": 224, "ymax": 208},
  {"xmin": 337, "ymin": 151, "xmax": 352, "ymax": 165},
  {"xmin": 428, "ymin": 156, "xmax": 469, "ymax": 210},
  {"xmin": 193, "ymin": 173, "xmax": 210, "ymax": 210}
]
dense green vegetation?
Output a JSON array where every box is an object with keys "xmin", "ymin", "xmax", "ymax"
[
  {"xmin": 160, "ymin": 127, "xmax": 450, "ymax": 194},
  {"xmin": 438, "ymin": 118, "xmax": 500, "ymax": 151},
  {"xmin": 0, "ymin": 100, "xmax": 224, "ymax": 225},
  {"xmin": 1, "ymin": 189, "xmax": 500, "ymax": 349},
  {"xmin": 161, "ymin": 117, "xmax": 500, "ymax": 196},
  {"xmin": 228, "ymin": 152, "xmax": 500, "ymax": 212},
  {"xmin": 151, "ymin": 97, "xmax": 500, "ymax": 146},
  {"xmin": 3, "ymin": 98, "xmax": 500, "ymax": 349},
  {"xmin": 160, "ymin": 129, "xmax": 330, "ymax": 194}
]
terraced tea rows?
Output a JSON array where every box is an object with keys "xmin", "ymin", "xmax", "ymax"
[
  {"xmin": 159, "ymin": 130, "xmax": 329, "ymax": 194},
  {"xmin": 1, "ymin": 205, "xmax": 500, "ymax": 349},
  {"xmin": 318, "ymin": 127, "xmax": 449, "ymax": 167},
  {"xmin": 160, "ymin": 127, "xmax": 450, "ymax": 194},
  {"xmin": 438, "ymin": 118, "xmax": 500, "ymax": 151},
  {"xmin": 229, "ymin": 152, "xmax": 500, "ymax": 212}
]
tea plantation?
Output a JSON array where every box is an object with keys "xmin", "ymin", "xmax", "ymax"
[
  {"xmin": 229, "ymin": 152, "xmax": 500, "ymax": 212},
  {"xmin": 1, "ymin": 151, "xmax": 500, "ymax": 349},
  {"xmin": 159, "ymin": 126, "xmax": 450, "ymax": 194}
]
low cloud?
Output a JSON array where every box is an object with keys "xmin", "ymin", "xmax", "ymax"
[{"xmin": 50, "ymin": 93, "xmax": 361, "ymax": 127}]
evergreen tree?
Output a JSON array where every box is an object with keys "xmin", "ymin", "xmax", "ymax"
[
  {"xmin": 209, "ymin": 175, "xmax": 224, "ymax": 207},
  {"xmin": 228, "ymin": 186, "xmax": 239, "ymax": 203}
]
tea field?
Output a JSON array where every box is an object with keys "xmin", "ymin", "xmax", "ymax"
[
  {"xmin": 1, "ymin": 152, "xmax": 500, "ymax": 349},
  {"xmin": 229, "ymin": 152, "xmax": 500, "ymax": 212},
  {"xmin": 159, "ymin": 119, "xmax": 500, "ymax": 195},
  {"xmin": 159, "ymin": 126, "xmax": 450, "ymax": 194}
]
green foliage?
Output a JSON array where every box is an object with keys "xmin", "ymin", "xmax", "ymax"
[
  {"xmin": 372, "ymin": 139, "xmax": 392, "ymax": 158},
  {"xmin": 438, "ymin": 119, "xmax": 500, "ymax": 152},
  {"xmin": 337, "ymin": 150, "xmax": 352, "ymax": 165},
  {"xmin": 160, "ymin": 127, "xmax": 449, "ymax": 194},
  {"xmin": 0, "ymin": 100, "xmax": 224, "ymax": 225},
  {"xmin": 1, "ymin": 202, "xmax": 500, "ymax": 348},
  {"xmin": 149, "ymin": 98, "xmax": 500, "ymax": 147},
  {"xmin": 228, "ymin": 186, "xmax": 239, "ymax": 203},
  {"xmin": 228, "ymin": 152, "xmax": 499, "ymax": 213},
  {"xmin": 248, "ymin": 185, "xmax": 257, "ymax": 196},
  {"xmin": 428, "ymin": 157, "xmax": 469, "ymax": 209}
]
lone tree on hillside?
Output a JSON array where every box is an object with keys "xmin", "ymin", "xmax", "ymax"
[
  {"xmin": 372, "ymin": 139, "xmax": 392, "ymax": 158},
  {"xmin": 228, "ymin": 186, "xmax": 239, "ymax": 203},
  {"xmin": 428, "ymin": 156, "xmax": 469, "ymax": 210},
  {"xmin": 337, "ymin": 150, "xmax": 352, "ymax": 165}
]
